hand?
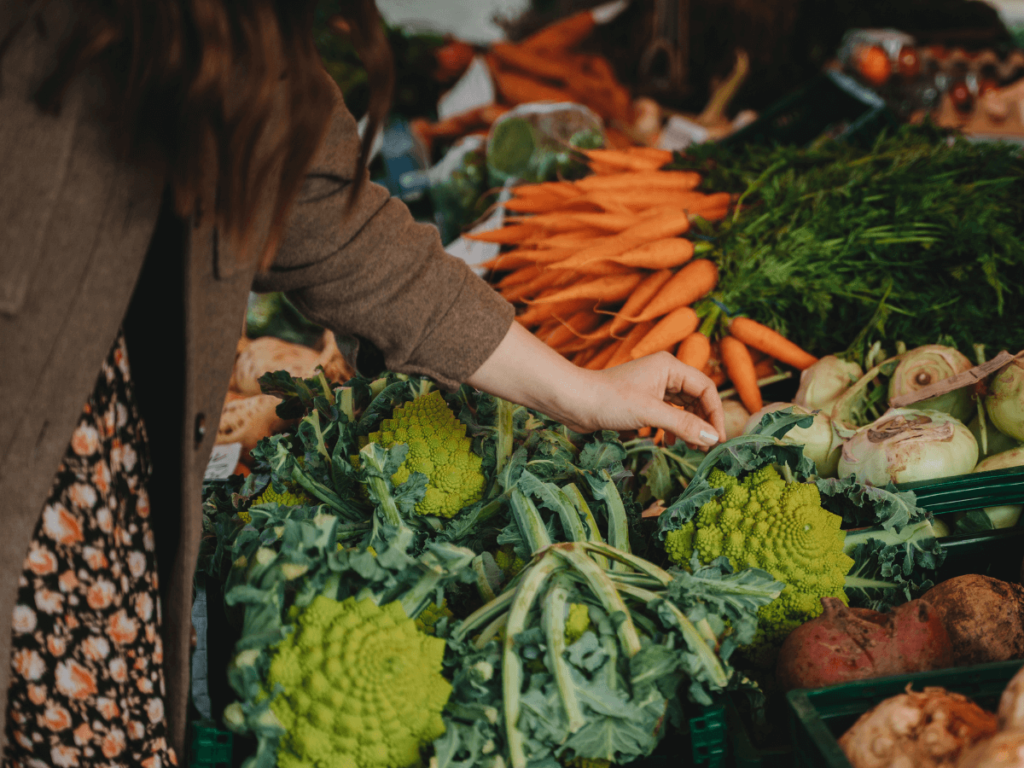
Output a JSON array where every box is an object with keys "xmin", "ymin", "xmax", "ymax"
[{"xmin": 466, "ymin": 322, "xmax": 726, "ymax": 448}]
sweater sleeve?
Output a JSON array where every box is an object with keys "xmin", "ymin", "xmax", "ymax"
[{"xmin": 252, "ymin": 72, "xmax": 514, "ymax": 390}]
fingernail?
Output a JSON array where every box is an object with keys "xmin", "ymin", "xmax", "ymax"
[{"xmin": 700, "ymin": 430, "xmax": 719, "ymax": 445}]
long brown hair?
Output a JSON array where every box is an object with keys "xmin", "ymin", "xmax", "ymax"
[{"xmin": 1, "ymin": 0, "xmax": 394, "ymax": 269}]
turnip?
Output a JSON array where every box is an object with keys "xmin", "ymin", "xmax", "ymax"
[
  {"xmin": 794, "ymin": 355, "xmax": 863, "ymax": 413},
  {"xmin": 722, "ymin": 398, "xmax": 751, "ymax": 440},
  {"xmin": 839, "ymin": 687, "xmax": 998, "ymax": 768},
  {"xmin": 922, "ymin": 575, "xmax": 1024, "ymax": 666},
  {"xmin": 888, "ymin": 345, "xmax": 976, "ymax": 423},
  {"xmin": 743, "ymin": 402, "xmax": 842, "ymax": 477},
  {"xmin": 776, "ymin": 598, "xmax": 954, "ymax": 691},
  {"xmin": 956, "ymin": 731, "xmax": 1024, "ymax": 768},
  {"xmin": 987, "ymin": 358, "xmax": 1024, "ymax": 443}
]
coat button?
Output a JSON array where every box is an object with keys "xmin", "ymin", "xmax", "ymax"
[{"xmin": 194, "ymin": 413, "xmax": 207, "ymax": 446}]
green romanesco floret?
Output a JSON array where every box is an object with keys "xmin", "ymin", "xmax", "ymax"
[
  {"xmin": 239, "ymin": 485, "xmax": 314, "ymax": 524},
  {"xmin": 363, "ymin": 391, "xmax": 485, "ymax": 519},
  {"xmin": 493, "ymin": 544, "xmax": 527, "ymax": 579},
  {"xmin": 415, "ymin": 600, "xmax": 454, "ymax": 636},
  {"xmin": 664, "ymin": 466, "xmax": 854, "ymax": 664},
  {"xmin": 564, "ymin": 603, "xmax": 591, "ymax": 646},
  {"xmin": 267, "ymin": 595, "xmax": 451, "ymax": 768}
]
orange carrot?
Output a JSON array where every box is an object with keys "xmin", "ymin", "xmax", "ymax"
[
  {"xmin": 504, "ymin": 196, "xmax": 597, "ymax": 214},
  {"xmin": 501, "ymin": 269, "xmax": 575, "ymax": 303},
  {"xmin": 720, "ymin": 337, "xmax": 762, "ymax": 413},
  {"xmin": 606, "ymin": 321, "xmax": 655, "ymax": 368},
  {"xmin": 605, "ymin": 269, "xmax": 674, "ymax": 337},
  {"xmin": 619, "ymin": 259, "xmax": 719, "ymax": 323},
  {"xmin": 575, "ymin": 170, "xmax": 702, "ymax": 193},
  {"xmin": 556, "ymin": 323, "xmax": 616, "ymax": 353},
  {"xmin": 480, "ymin": 252, "xmax": 537, "ymax": 272},
  {"xmin": 585, "ymin": 148, "xmax": 671, "ymax": 170},
  {"xmin": 511, "ymin": 181, "xmax": 579, "ymax": 198},
  {"xmin": 544, "ymin": 310, "xmax": 604, "ymax": 348},
  {"xmin": 533, "ymin": 229, "xmax": 610, "ymax": 249},
  {"xmin": 530, "ymin": 272, "xmax": 645, "ymax": 304},
  {"xmin": 728, "ymin": 317, "xmax": 819, "ymax": 371},
  {"xmin": 493, "ymin": 69, "xmax": 575, "ymax": 105},
  {"xmin": 554, "ymin": 211, "xmax": 691, "ymax": 271},
  {"xmin": 754, "ymin": 359, "xmax": 778, "ymax": 379},
  {"xmin": 585, "ymin": 340, "xmax": 620, "ymax": 370},
  {"xmin": 465, "ymin": 224, "xmax": 540, "ymax": 244},
  {"xmin": 604, "ymin": 238, "xmax": 694, "ymax": 270},
  {"xmin": 629, "ymin": 307, "xmax": 700, "ymax": 360},
  {"xmin": 676, "ymin": 332, "xmax": 712, "ymax": 371},
  {"xmin": 495, "ymin": 264, "xmax": 543, "ymax": 288},
  {"xmin": 637, "ymin": 427, "xmax": 652, "ymax": 438},
  {"xmin": 572, "ymin": 346, "xmax": 600, "ymax": 367},
  {"xmin": 585, "ymin": 190, "xmax": 720, "ymax": 212},
  {"xmin": 515, "ymin": 298, "xmax": 594, "ymax": 327},
  {"xmin": 490, "ymin": 42, "xmax": 576, "ymax": 83},
  {"xmin": 710, "ymin": 369, "xmax": 727, "ymax": 387},
  {"xmin": 626, "ymin": 147, "xmax": 676, "ymax": 163}
]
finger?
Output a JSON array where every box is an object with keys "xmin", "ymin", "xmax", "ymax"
[
  {"xmin": 644, "ymin": 399, "xmax": 720, "ymax": 447},
  {"xmin": 662, "ymin": 358, "xmax": 726, "ymax": 440}
]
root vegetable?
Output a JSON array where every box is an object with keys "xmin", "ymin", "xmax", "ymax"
[
  {"xmin": 839, "ymin": 686, "xmax": 998, "ymax": 768},
  {"xmin": 922, "ymin": 575, "xmax": 1024, "ymax": 666},
  {"xmin": 956, "ymin": 731, "xmax": 1024, "ymax": 768},
  {"xmin": 722, "ymin": 399, "xmax": 750, "ymax": 440},
  {"xmin": 998, "ymin": 665, "xmax": 1024, "ymax": 732},
  {"xmin": 776, "ymin": 598, "xmax": 954, "ymax": 691}
]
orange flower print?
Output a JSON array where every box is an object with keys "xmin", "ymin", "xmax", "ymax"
[
  {"xmin": 13, "ymin": 649, "xmax": 45, "ymax": 681},
  {"xmin": 96, "ymin": 697, "xmax": 120, "ymax": 720},
  {"xmin": 95, "ymin": 506, "xmax": 113, "ymax": 533},
  {"xmin": 42, "ymin": 504, "xmax": 84, "ymax": 545},
  {"xmin": 145, "ymin": 697, "xmax": 165, "ymax": 725},
  {"xmin": 70, "ymin": 424, "xmax": 99, "ymax": 456},
  {"xmin": 134, "ymin": 592, "xmax": 154, "ymax": 622},
  {"xmin": 40, "ymin": 703, "xmax": 72, "ymax": 731},
  {"xmin": 34, "ymin": 588, "xmax": 64, "ymax": 615},
  {"xmin": 116, "ymin": 402, "xmax": 128, "ymax": 429},
  {"xmin": 81, "ymin": 635, "xmax": 110, "ymax": 661},
  {"xmin": 12, "ymin": 605, "xmax": 37, "ymax": 634},
  {"xmin": 153, "ymin": 634, "xmax": 163, "ymax": 664},
  {"xmin": 104, "ymin": 407, "xmax": 116, "ymax": 437},
  {"xmin": 127, "ymin": 720, "xmax": 146, "ymax": 741},
  {"xmin": 67, "ymin": 483, "xmax": 97, "ymax": 511},
  {"xmin": 64, "ymin": 614, "xmax": 79, "ymax": 630},
  {"xmin": 91, "ymin": 461, "xmax": 111, "ymax": 495},
  {"xmin": 137, "ymin": 677, "xmax": 154, "ymax": 694},
  {"xmin": 101, "ymin": 727, "xmax": 126, "ymax": 759},
  {"xmin": 133, "ymin": 655, "xmax": 149, "ymax": 672},
  {"xmin": 73, "ymin": 722, "xmax": 94, "ymax": 746},
  {"xmin": 14, "ymin": 730, "xmax": 34, "ymax": 750},
  {"xmin": 128, "ymin": 551, "xmax": 147, "ymax": 579},
  {"xmin": 27, "ymin": 684, "xmax": 47, "ymax": 705},
  {"xmin": 47, "ymin": 635, "xmax": 67, "ymax": 657},
  {"xmin": 82, "ymin": 546, "xmax": 109, "ymax": 570},
  {"xmin": 86, "ymin": 579, "xmax": 116, "ymax": 610},
  {"xmin": 110, "ymin": 441, "xmax": 138, "ymax": 473},
  {"xmin": 143, "ymin": 529, "xmax": 155, "ymax": 551},
  {"xmin": 54, "ymin": 659, "xmax": 98, "ymax": 699},
  {"xmin": 137, "ymin": 487, "xmax": 151, "ymax": 518},
  {"xmin": 109, "ymin": 656, "xmax": 129, "ymax": 683},
  {"xmin": 142, "ymin": 756, "xmax": 163, "ymax": 768},
  {"xmin": 25, "ymin": 545, "xmax": 58, "ymax": 576},
  {"xmin": 51, "ymin": 744, "xmax": 81, "ymax": 768},
  {"xmin": 58, "ymin": 570, "xmax": 80, "ymax": 593}
]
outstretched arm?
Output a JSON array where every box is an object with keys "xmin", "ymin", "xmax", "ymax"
[{"xmin": 467, "ymin": 321, "xmax": 725, "ymax": 448}]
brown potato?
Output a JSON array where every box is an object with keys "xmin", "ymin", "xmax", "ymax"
[{"xmin": 922, "ymin": 574, "xmax": 1024, "ymax": 667}]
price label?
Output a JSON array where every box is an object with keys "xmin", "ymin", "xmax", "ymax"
[{"xmin": 204, "ymin": 443, "xmax": 243, "ymax": 482}]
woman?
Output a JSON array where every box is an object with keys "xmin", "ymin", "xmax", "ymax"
[{"xmin": 0, "ymin": 0, "xmax": 725, "ymax": 765}]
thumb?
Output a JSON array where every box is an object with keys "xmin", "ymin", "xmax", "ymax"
[{"xmin": 644, "ymin": 400, "xmax": 720, "ymax": 448}]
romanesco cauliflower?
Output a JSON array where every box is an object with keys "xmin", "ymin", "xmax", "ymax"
[
  {"xmin": 239, "ymin": 485, "xmax": 312, "ymax": 524},
  {"xmin": 363, "ymin": 391, "xmax": 485, "ymax": 518},
  {"xmin": 664, "ymin": 466, "xmax": 854, "ymax": 664},
  {"xmin": 414, "ymin": 600, "xmax": 453, "ymax": 636},
  {"xmin": 267, "ymin": 595, "xmax": 451, "ymax": 768},
  {"xmin": 564, "ymin": 603, "xmax": 591, "ymax": 646}
]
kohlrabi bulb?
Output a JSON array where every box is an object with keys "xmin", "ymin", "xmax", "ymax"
[
  {"xmin": 794, "ymin": 356, "xmax": 864, "ymax": 414},
  {"xmin": 723, "ymin": 399, "xmax": 751, "ymax": 440},
  {"xmin": 972, "ymin": 447, "xmax": 1024, "ymax": 529},
  {"xmin": 987, "ymin": 359, "xmax": 1024, "ymax": 442},
  {"xmin": 888, "ymin": 345, "xmax": 974, "ymax": 422},
  {"xmin": 838, "ymin": 408, "xmax": 978, "ymax": 486},
  {"xmin": 743, "ymin": 402, "xmax": 842, "ymax": 477}
]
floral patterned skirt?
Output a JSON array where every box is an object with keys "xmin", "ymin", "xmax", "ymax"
[{"xmin": 4, "ymin": 331, "xmax": 177, "ymax": 768}]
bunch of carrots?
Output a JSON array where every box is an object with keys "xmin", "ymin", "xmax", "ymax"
[
  {"xmin": 468, "ymin": 147, "xmax": 820, "ymax": 430},
  {"xmin": 413, "ymin": 8, "xmax": 636, "ymax": 155}
]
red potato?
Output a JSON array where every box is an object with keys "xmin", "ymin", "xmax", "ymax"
[
  {"xmin": 921, "ymin": 575, "xmax": 1024, "ymax": 667},
  {"xmin": 776, "ymin": 597, "xmax": 954, "ymax": 691}
]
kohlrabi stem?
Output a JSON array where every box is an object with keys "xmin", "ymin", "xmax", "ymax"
[
  {"xmin": 494, "ymin": 398, "xmax": 515, "ymax": 479},
  {"xmin": 510, "ymin": 488, "xmax": 553, "ymax": 555},
  {"xmin": 316, "ymin": 369, "xmax": 336, "ymax": 407},
  {"xmin": 453, "ymin": 590, "xmax": 516, "ymax": 643},
  {"xmin": 563, "ymin": 484, "xmax": 607, "ymax": 568}
]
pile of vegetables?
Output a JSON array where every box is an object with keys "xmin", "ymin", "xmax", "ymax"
[{"xmin": 201, "ymin": 370, "xmax": 790, "ymax": 768}]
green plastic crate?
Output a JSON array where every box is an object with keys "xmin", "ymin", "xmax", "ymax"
[
  {"xmin": 689, "ymin": 702, "xmax": 727, "ymax": 767},
  {"xmin": 190, "ymin": 722, "xmax": 232, "ymax": 768},
  {"xmin": 786, "ymin": 660, "xmax": 1024, "ymax": 768}
]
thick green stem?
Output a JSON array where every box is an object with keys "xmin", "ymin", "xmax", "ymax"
[
  {"xmin": 510, "ymin": 488, "xmax": 553, "ymax": 555},
  {"xmin": 453, "ymin": 590, "xmax": 516, "ymax": 643},
  {"xmin": 584, "ymin": 542, "xmax": 673, "ymax": 585},
  {"xmin": 504, "ymin": 557, "xmax": 565, "ymax": 768},
  {"xmin": 615, "ymin": 583, "xmax": 729, "ymax": 690},
  {"xmin": 495, "ymin": 398, "xmax": 515, "ymax": 479},
  {"xmin": 551, "ymin": 547, "xmax": 641, "ymax": 657},
  {"xmin": 563, "ymin": 484, "xmax": 607, "ymax": 568},
  {"xmin": 542, "ymin": 575, "xmax": 586, "ymax": 734}
]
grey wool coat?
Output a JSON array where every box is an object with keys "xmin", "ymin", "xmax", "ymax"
[{"xmin": 0, "ymin": 0, "xmax": 514, "ymax": 758}]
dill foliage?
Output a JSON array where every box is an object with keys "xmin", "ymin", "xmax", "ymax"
[{"xmin": 677, "ymin": 124, "xmax": 1024, "ymax": 358}]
